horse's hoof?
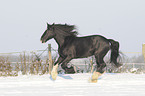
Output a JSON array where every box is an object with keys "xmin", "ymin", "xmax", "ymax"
[
  {"xmin": 51, "ymin": 64, "xmax": 58, "ymax": 80},
  {"xmin": 89, "ymin": 72, "xmax": 101, "ymax": 83},
  {"xmin": 89, "ymin": 78, "xmax": 98, "ymax": 83},
  {"xmin": 51, "ymin": 70, "xmax": 57, "ymax": 80},
  {"xmin": 65, "ymin": 67, "xmax": 76, "ymax": 74}
]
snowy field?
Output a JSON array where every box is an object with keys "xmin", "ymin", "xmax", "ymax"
[{"xmin": 0, "ymin": 73, "xmax": 145, "ymax": 96}]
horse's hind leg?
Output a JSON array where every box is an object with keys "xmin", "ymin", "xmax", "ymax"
[
  {"xmin": 95, "ymin": 57, "xmax": 106, "ymax": 74},
  {"xmin": 90, "ymin": 57, "xmax": 106, "ymax": 83},
  {"xmin": 90, "ymin": 47, "xmax": 109, "ymax": 83}
]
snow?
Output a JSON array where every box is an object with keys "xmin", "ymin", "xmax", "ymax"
[{"xmin": 0, "ymin": 73, "xmax": 145, "ymax": 96}]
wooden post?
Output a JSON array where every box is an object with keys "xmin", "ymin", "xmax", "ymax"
[
  {"xmin": 48, "ymin": 44, "xmax": 53, "ymax": 74},
  {"xmin": 23, "ymin": 52, "xmax": 27, "ymax": 75},
  {"xmin": 142, "ymin": 44, "xmax": 145, "ymax": 62},
  {"xmin": 90, "ymin": 57, "xmax": 94, "ymax": 73},
  {"xmin": 85, "ymin": 61, "xmax": 87, "ymax": 73},
  {"xmin": 15, "ymin": 62, "xmax": 19, "ymax": 73},
  {"xmin": 73, "ymin": 65, "xmax": 77, "ymax": 73}
]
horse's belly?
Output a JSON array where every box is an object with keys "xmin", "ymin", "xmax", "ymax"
[{"xmin": 75, "ymin": 48, "xmax": 94, "ymax": 58}]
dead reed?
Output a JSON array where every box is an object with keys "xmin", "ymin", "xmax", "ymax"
[{"xmin": 0, "ymin": 52, "xmax": 51, "ymax": 77}]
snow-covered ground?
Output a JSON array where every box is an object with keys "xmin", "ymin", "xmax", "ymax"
[{"xmin": 0, "ymin": 73, "xmax": 145, "ymax": 96}]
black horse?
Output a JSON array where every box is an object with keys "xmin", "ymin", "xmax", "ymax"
[{"xmin": 41, "ymin": 23, "xmax": 122, "ymax": 82}]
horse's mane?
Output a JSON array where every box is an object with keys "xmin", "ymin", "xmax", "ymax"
[{"xmin": 53, "ymin": 24, "xmax": 78, "ymax": 37}]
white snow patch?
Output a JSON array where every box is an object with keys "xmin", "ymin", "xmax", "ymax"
[{"xmin": 0, "ymin": 73, "xmax": 145, "ymax": 96}]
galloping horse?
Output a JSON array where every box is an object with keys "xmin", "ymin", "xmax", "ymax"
[{"xmin": 40, "ymin": 23, "xmax": 122, "ymax": 83}]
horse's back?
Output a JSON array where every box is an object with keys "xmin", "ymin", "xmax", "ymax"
[
  {"xmin": 75, "ymin": 35, "xmax": 110, "ymax": 46},
  {"xmin": 71, "ymin": 35, "xmax": 110, "ymax": 58}
]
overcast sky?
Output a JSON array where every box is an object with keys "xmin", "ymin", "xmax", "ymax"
[{"xmin": 0, "ymin": 0, "xmax": 145, "ymax": 57}]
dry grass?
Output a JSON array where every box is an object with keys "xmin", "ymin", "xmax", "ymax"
[
  {"xmin": 0, "ymin": 53, "xmax": 50, "ymax": 77},
  {"xmin": 0, "ymin": 56, "xmax": 17, "ymax": 76}
]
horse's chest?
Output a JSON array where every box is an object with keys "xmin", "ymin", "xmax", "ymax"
[{"xmin": 59, "ymin": 46, "xmax": 75, "ymax": 56}]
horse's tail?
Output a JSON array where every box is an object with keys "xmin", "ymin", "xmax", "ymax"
[{"xmin": 108, "ymin": 39, "xmax": 122, "ymax": 68}]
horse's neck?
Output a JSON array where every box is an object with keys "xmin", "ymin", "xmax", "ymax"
[
  {"xmin": 54, "ymin": 28, "xmax": 71, "ymax": 47},
  {"xmin": 54, "ymin": 34, "xmax": 66, "ymax": 47}
]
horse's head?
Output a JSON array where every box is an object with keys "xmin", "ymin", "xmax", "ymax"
[{"xmin": 40, "ymin": 23, "xmax": 56, "ymax": 43}]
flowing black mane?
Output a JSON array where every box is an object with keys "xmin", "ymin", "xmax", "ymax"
[{"xmin": 53, "ymin": 24, "xmax": 78, "ymax": 37}]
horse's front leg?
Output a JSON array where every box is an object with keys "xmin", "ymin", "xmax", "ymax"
[
  {"xmin": 51, "ymin": 57, "xmax": 64, "ymax": 80},
  {"xmin": 60, "ymin": 57, "xmax": 76, "ymax": 74}
]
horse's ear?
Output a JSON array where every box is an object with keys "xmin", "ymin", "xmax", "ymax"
[
  {"xmin": 47, "ymin": 23, "xmax": 50, "ymax": 28},
  {"xmin": 52, "ymin": 23, "xmax": 55, "ymax": 25}
]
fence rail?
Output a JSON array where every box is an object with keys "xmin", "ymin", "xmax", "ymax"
[{"xmin": 0, "ymin": 44, "xmax": 145, "ymax": 76}]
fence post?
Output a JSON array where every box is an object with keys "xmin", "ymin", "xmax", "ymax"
[
  {"xmin": 90, "ymin": 57, "xmax": 94, "ymax": 73},
  {"xmin": 48, "ymin": 44, "xmax": 53, "ymax": 74},
  {"xmin": 142, "ymin": 44, "xmax": 145, "ymax": 62},
  {"xmin": 23, "ymin": 51, "xmax": 27, "ymax": 75}
]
